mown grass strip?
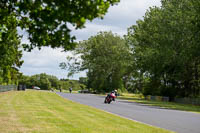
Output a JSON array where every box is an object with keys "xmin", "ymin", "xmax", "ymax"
[
  {"xmin": 0, "ymin": 90, "xmax": 174, "ymax": 133},
  {"xmin": 118, "ymin": 93, "xmax": 200, "ymax": 113}
]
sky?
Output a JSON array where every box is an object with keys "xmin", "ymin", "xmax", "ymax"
[{"xmin": 19, "ymin": 0, "xmax": 161, "ymax": 80}]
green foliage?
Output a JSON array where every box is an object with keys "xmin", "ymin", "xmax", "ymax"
[
  {"xmin": 18, "ymin": 75, "xmax": 30, "ymax": 85},
  {"xmin": 0, "ymin": 9, "xmax": 23, "ymax": 85},
  {"xmin": 46, "ymin": 75, "xmax": 60, "ymax": 89},
  {"xmin": 79, "ymin": 77, "xmax": 88, "ymax": 86},
  {"xmin": 0, "ymin": 0, "xmax": 120, "ymax": 84},
  {"xmin": 126, "ymin": 0, "xmax": 200, "ymax": 98},
  {"xmin": 0, "ymin": 0, "xmax": 120, "ymax": 51},
  {"xmin": 18, "ymin": 73, "xmax": 84, "ymax": 91},
  {"xmin": 60, "ymin": 79, "xmax": 84, "ymax": 91},
  {"xmin": 61, "ymin": 32, "xmax": 132, "ymax": 92},
  {"xmin": 19, "ymin": 73, "xmax": 53, "ymax": 90}
]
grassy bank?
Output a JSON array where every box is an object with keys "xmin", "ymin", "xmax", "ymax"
[
  {"xmin": 118, "ymin": 93, "xmax": 200, "ymax": 113},
  {"xmin": 0, "ymin": 90, "xmax": 174, "ymax": 133}
]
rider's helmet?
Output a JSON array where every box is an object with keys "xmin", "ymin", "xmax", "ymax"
[{"xmin": 111, "ymin": 89, "xmax": 117, "ymax": 94}]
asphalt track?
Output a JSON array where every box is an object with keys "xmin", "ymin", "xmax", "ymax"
[{"xmin": 57, "ymin": 92, "xmax": 200, "ymax": 133}]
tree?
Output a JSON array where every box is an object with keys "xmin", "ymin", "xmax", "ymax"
[
  {"xmin": 0, "ymin": 11, "xmax": 23, "ymax": 84},
  {"xmin": 1, "ymin": 0, "xmax": 120, "ymax": 51},
  {"xmin": 0, "ymin": 0, "xmax": 120, "ymax": 84},
  {"xmin": 61, "ymin": 31, "xmax": 132, "ymax": 92},
  {"xmin": 19, "ymin": 73, "xmax": 52, "ymax": 90},
  {"xmin": 79, "ymin": 77, "xmax": 88, "ymax": 86},
  {"xmin": 126, "ymin": 0, "xmax": 200, "ymax": 98},
  {"xmin": 18, "ymin": 75, "xmax": 30, "ymax": 86},
  {"xmin": 46, "ymin": 75, "xmax": 60, "ymax": 89}
]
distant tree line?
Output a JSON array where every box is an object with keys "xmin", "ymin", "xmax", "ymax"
[
  {"xmin": 61, "ymin": 0, "xmax": 200, "ymax": 99},
  {"xmin": 18, "ymin": 73, "xmax": 85, "ymax": 91}
]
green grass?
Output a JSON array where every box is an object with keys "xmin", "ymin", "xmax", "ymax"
[
  {"xmin": 54, "ymin": 89, "xmax": 78, "ymax": 93},
  {"xmin": 0, "ymin": 90, "xmax": 174, "ymax": 133},
  {"xmin": 118, "ymin": 93, "xmax": 200, "ymax": 113}
]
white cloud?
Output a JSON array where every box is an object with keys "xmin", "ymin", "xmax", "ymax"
[
  {"xmin": 19, "ymin": 0, "xmax": 161, "ymax": 79},
  {"xmin": 71, "ymin": 0, "xmax": 161, "ymax": 41},
  {"xmin": 20, "ymin": 47, "xmax": 86, "ymax": 79},
  {"xmin": 91, "ymin": 0, "xmax": 161, "ymax": 28},
  {"xmin": 22, "ymin": 47, "xmax": 68, "ymax": 67},
  {"xmin": 20, "ymin": 48, "xmax": 73, "ymax": 78},
  {"xmin": 72, "ymin": 23, "xmax": 126, "ymax": 41}
]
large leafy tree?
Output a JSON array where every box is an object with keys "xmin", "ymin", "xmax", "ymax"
[
  {"xmin": 0, "ymin": 0, "xmax": 120, "ymax": 84},
  {"xmin": 61, "ymin": 32, "xmax": 132, "ymax": 92},
  {"xmin": 127, "ymin": 0, "xmax": 200, "ymax": 98},
  {"xmin": 0, "ymin": 11, "xmax": 23, "ymax": 84},
  {"xmin": 1, "ymin": 0, "xmax": 120, "ymax": 51}
]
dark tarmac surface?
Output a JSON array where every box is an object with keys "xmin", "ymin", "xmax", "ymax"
[{"xmin": 57, "ymin": 92, "xmax": 200, "ymax": 133}]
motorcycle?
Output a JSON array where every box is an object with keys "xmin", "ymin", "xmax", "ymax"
[{"xmin": 104, "ymin": 93, "xmax": 116, "ymax": 104}]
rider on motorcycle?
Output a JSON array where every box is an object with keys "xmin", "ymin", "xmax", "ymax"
[
  {"xmin": 109, "ymin": 89, "xmax": 118, "ymax": 101},
  {"xmin": 104, "ymin": 89, "xmax": 118, "ymax": 104}
]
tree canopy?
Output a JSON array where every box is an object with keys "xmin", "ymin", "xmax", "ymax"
[
  {"xmin": 61, "ymin": 31, "xmax": 132, "ymax": 92},
  {"xmin": 0, "ymin": 12, "xmax": 23, "ymax": 85},
  {"xmin": 61, "ymin": 0, "xmax": 200, "ymax": 98},
  {"xmin": 126, "ymin": 0, "xmax": 200, "ymax": 98},
  {"xmin": 0, "ymin": 0, "xmax": 120, "ymax": 85},
  {"xmin": 1, "ymin": 0, "xmax": 120, "ymax": 51}
]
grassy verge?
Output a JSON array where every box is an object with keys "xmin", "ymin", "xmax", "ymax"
[
  {"xmin": 54, "ymin": 89, "xmax": 79, "ymax": 93},
  {"xmin": 0, "ymin": 90, "xmax": 174, "ymax": 133},
  {"xmin": 55, "ymin": 89, "xmax": 94, "ymax": 94},
  {"xmin": 118, "ymin": 93, "xmax": 200, "ymax": 113}
]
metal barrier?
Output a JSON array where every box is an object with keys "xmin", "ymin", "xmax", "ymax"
[
  {"xmin": 145, "ymin": 95, "xmax": 200, "ymax": 105},
  {"xmin": 174, "ymin": 98, "xmax": 200, "ymax": 105},
  {"xmin": 145, "ymin": 95, "xmax": 169, "ymax": 102},
  {"xmin": 162, "ymin": 96, "xmax": 169, "ymax": 102},
  {"xmin": 0, "ymin": 85, "xmax": 17, "ymax": 92}
]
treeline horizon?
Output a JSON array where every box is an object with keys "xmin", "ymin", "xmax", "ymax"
[{"xmin": 18, "ymin": 73, "xmax": 86, "ymax": 91}]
